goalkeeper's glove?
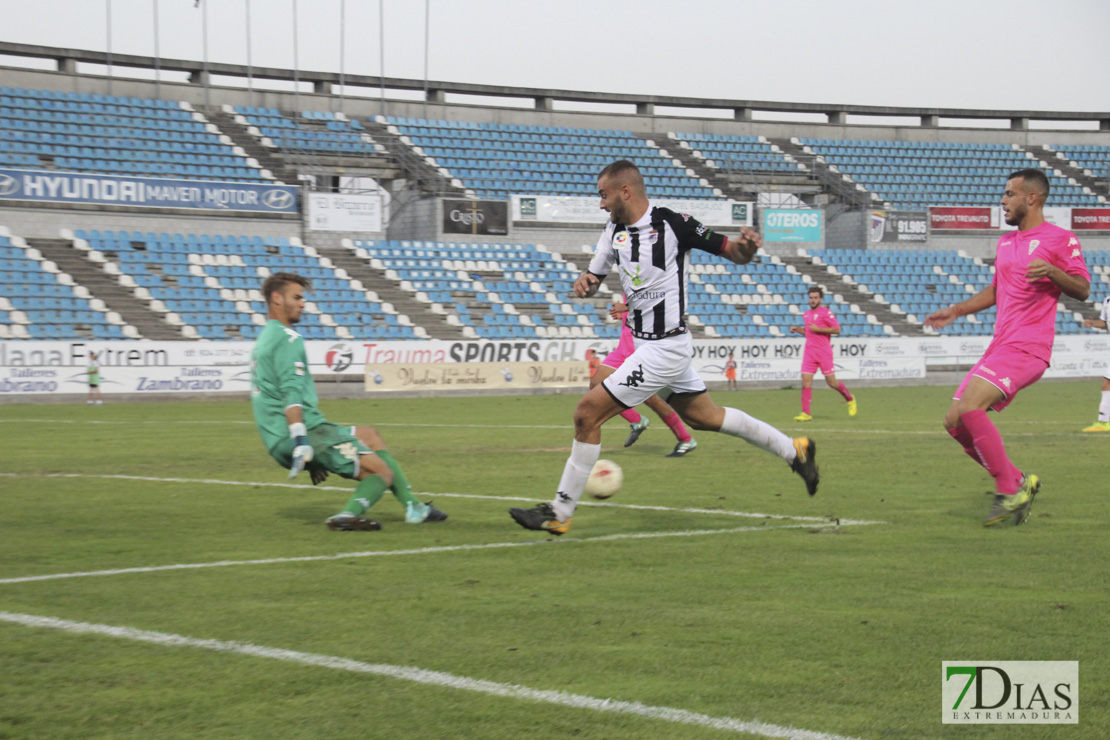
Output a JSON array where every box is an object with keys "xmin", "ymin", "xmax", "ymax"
[
  {"xmin": 308, "ymin": 464, "xmax": 329, "ymax": 486},
  {"xmin": 288, "ymin": 422, "xmax": 314, "ymax": 479}
]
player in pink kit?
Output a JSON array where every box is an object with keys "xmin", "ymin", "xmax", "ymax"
[
  {"xmin": 926, "ymin": 169, "xmax": 1089, "ymax": 527},
  {"xmin": 592, "ymin": 296, "xmax": 698, "ymax": 456},
  {"xmin": 790, "ymin": 286, "xmax": 856, "ymax": 421}
]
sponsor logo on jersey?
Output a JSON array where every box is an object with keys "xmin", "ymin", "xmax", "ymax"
[
  {"xmin": 1071, "ymin": 248, "xmax": 1082, "ymax": 258},
  {"xmin": 613, "ymin": 231, "xmax": 631, "ymax": 248}
]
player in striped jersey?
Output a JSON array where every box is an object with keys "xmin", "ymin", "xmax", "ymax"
[
  {"xmin": 510, "ymin": 160, "xmax": 818, "ymax": 535},
  {"xmin": 1081, "ymin": 294, "xmax": 1110, "ymax": 432}
]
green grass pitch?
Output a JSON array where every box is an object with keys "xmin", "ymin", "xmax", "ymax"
[{"xmin": 0, "ymin": 380, "xmax": 1106, "ymax": 739}]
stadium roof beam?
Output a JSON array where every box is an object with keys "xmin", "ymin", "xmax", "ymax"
[{"xmin": 2, "ymin": 41, "xmax": 1108, "ymax": 130}]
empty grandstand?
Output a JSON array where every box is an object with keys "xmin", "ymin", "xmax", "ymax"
[{"xmin": 1, "ymin": 41, "xmax": 1107, "ymax": 398}]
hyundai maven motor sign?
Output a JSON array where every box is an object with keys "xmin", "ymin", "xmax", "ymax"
[{"xmin": 0, "ymin": 167, "xmax": 299, "ymax": 214}]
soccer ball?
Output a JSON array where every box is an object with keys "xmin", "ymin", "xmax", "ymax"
[{"xmin": 585, "ymin": 459, "xmax": 623, "ymax": 499}]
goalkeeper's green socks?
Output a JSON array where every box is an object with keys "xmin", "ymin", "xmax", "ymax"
[
  {"xmin": 376, "ymin": 450, "xmax": 419, "ymax": 507},
  {"xmin": 339, "ymin": 474, "xmax": 388, "ymax": 515}
]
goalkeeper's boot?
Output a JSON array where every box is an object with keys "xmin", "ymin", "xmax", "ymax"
[
  {"xmin": 665, "ymin": 438, "xmax": 698, "ymax": 457},
  {"xmin": 982, "ymin": 475, "xmax": 1038, "ymax": 527},
  {"xmin": 509, "ymin": 503, "xmax": 571, "ymax": 536},
  {"xmin": 405, "ymin": 500, "xmax": 448, "ymax": 524},
  {"xmin": 790, "ymin": 437, "xmax": 819, "ymax": 496},
  {"xmin": 1082, "ymin": 421, "xmax": 1110, "ymax": 432},
  {"xmin": 624, "ymin": 417, "xmax": 649, "ymax": 447},
  {"xmin": 325, "ymin": 513, "xmax": 382, "ymax": 531},
  {"xmin": 1011, "ymin": 474, "xmax": 1040, "ymax": 526},
  {"xmin": 847, "ymin": 398, "xmax": 858, "ymax": 417},
  {"xmin": 793, "ymin": 412, "xmax": 813, "ymax": 422}
]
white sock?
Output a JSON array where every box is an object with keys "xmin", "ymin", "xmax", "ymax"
[
  {"xmin": 719, "ymin": 407, "xmax": 796, "ymax": 462},
  {"xmin": 1099, "ymin": 390, "xmax": 1110, "ymax": 423},
  {"xmin": 552, "ymin": 439, "xmax": 600, "ymax": 521}
]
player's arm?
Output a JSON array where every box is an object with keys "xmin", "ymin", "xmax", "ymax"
[
  {"xmin": 574, "ymin": 272, "xmax": 603, "ymax": 298},
  {"xmin": 274, "ymin": 336, "xmax": 314, "ymax": 477},
  {"xmin": 1084, "ymin": 318, "xmax": 1107, "ymax": 330},
  {"xmin": 717, "ymin": 227, "xmax": 763, "ymax": 265},
  {"xmin": 1026, "ymin": 260, "xmax": 1090, "ymax": 301},
  {"xmin": 925, "ymin": 285, "xmax": 996, "ymax": 329}
]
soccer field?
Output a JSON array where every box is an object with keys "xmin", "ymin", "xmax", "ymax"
[{"xmin": 1, "ymin": 381, "xmax": 1106, "ymax": 739}]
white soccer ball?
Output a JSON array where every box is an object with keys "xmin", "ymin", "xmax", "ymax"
[{"xmin": 586, "ymin": 459, "xmax": 623, "ymax": 499}]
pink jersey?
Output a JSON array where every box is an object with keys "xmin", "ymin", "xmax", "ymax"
[
  {"xmin": 802, "ymin": 305, "xmax": 840, "ymax": 362},
  {"xmin": 991, "ymin": 222, "xmax": 1089, "ymax": 362}
]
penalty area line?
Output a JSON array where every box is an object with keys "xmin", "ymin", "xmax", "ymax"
[
  {"xmin": 0, "ymin": 523, "xmax": 856, "ymax": 586},
  {"xmin": 0, "ymin": 610, "xmax": 865, "ymax": 740}
]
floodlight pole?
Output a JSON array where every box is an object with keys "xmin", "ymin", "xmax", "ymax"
[
  {"xmin": 246, "ymin": 0, "xmax": 253, "ymax": 108},
  {"xmin": 202, "ymin": 0, "xmax": 210, "ymax": 108},
  {"xmin": 105, "ymin": 0, "xmax": 113, "ymax": 95},
  {"xmin": 423, "ymin": 0, "xmax": 429, "ymax": 120},
  {"xmin": 293, "ymin": 0, "xmax": 300, "ymax": 113},
  {"xmin": 339, "ymin": 0, "xmax": 346, "ymax": 115},
  {"xmin": 153, "ymin": 0, "xmax": 161, "ymax": 99},
  {"xmin": 379, "ymin": 0, "xmax": 386, "ymax": 117}
]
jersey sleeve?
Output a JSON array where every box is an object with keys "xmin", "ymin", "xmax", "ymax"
[
  {"xmin": 1054, "ymin": 232, "xmax": 1090, "ymax": 280},
  {"xmin": 1102, "ymin": 297, "xmax": 1110, "ymax": 324},
  {"xmin": 822, "ymin": 308, "xmax": 841, "ymax": 332},
  {"xmin": 587, "ymin": 225, "xmax": 616, "ymax": 277},
  {"xmin": 660, "ymin": 208, "xmax": 728, "ymax": 255},
  {"xmin": 272, "ymin": 331, "xmax": 309, "ymax": 412}
]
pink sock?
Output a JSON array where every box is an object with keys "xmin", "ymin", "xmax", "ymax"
[
  {"xmin": 836, "ymin": 382, "xmax": 853, "ymax": 402},
  {"xmin": 959, "ymin": 409, "xmax": 1022, "ymax": 494},
  {"xmin": 620, "ymin": 408, "xmax": 642, "ymax": 424},
  {"xmin": 801, "ymin": 388, "xmax": 812, "ymax": 414},
  {"xmin": 947, "ymin": 424, "xmax": 983, "ymax": 466},
  {"xmin": 662, "ymin": 411, "xmax": 691, "ymax": 443}
]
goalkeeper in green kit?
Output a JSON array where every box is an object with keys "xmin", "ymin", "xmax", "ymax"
[{"xmin": 250, "ymin": 272, "xmax": 446, "ymax": 531}]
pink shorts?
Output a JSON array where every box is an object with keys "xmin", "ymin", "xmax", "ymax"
[
  {"xmin": 801, "ymin": 353, "xmax": 835, "ymax": 375},
  {"xmin": 954, "ymin": 345, "xmax": 1048, "ymax": 412},
  {"xmin": 602, "ymin": 327, "xmax": 636, "ymax": 369}
]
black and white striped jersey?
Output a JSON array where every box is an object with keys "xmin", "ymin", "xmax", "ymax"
[
  {"xmin": 1100, "ymin": 295, "xmax": 1110, "ymax": 325},
  {"xmin": 587, "ymin": 203, "xmax": 727, "ymax": 340}
]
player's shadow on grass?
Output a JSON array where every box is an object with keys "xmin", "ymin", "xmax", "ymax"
[{"xmin": 277, "ymin": 503, "xmax": 336, "ymax": 527}]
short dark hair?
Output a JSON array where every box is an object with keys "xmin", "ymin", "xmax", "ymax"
[
  {"xmin": 808, "ymin": 286, "xmax": 824, "ymax": 297},
  {"xmin": 598, "ymin": 159, "xmax": 644, "ymax": 191},
  {"xmin": 1008, "ymin": 168, "xmax": 1050, "ymax": 203},
  {"xmin": 262, "ymin": 272, "xmax": 311, "ymax": 304}
]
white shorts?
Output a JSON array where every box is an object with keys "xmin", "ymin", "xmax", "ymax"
[{"xmin": 601, "ymin": 331, "xmax": 706, "ymax": 408}]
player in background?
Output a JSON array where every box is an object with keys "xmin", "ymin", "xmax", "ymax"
[
  {"xmin": 926, "ymin": 169, "xmax": 1089, "ymax": 526},
  {"xmin": 509, "ymin": 160, "xmax": 818, "ymax": 536},
  {"xmin": 1081, "ymin": 294, "xmax": 1110, "ymax": 432},
  {"xmin": 789, "ymin": 286, "xmax": 856, "ymax": 421},
  {"xmin": 724, "ymin": 351, "xmax": 738, "ymax": 391},
  {"xmin": 594, "ymin": 296, "xmax": 698, "ymax": 456},
  {"xmin": 86, "ymin": 351, "xmax": 103, "ymax": 405},
  {"xmin": 250, "ymin": 272, "xmax": 446, "ymax": 531}
]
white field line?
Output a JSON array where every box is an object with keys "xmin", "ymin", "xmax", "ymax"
[
  {"xmin": 0, "ymin": 418, "xmax": 1092, "ymax": 432},
  {"xmin": 0, "ymin": 610, "xmax": 866, "ymax": 740},
  {"xmin": 1, "ymin": 472, "xmax": 884, "ymax": 525},
  {"xmin": 0, "ymin": 523, "xmax": 839, "ymax": 586}
]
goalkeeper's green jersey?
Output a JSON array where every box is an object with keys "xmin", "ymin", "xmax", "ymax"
[{"xmin": 250, "ymin": 319, "xmax": 327, "ymax": 452}]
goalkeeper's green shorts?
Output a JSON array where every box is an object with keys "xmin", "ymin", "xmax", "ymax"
[{"xmin": 269, "ymin": 421, "xmax": 374, "ymax": 479}]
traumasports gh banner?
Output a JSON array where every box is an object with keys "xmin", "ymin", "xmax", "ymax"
[{"xmin": 0, "ymin": 168, "xmax": 299, "ymax": 214}]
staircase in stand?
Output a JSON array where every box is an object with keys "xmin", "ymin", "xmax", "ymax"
[{"xmin": 30, "ymin": 238, "xmax": 183, "ymax": 340}]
